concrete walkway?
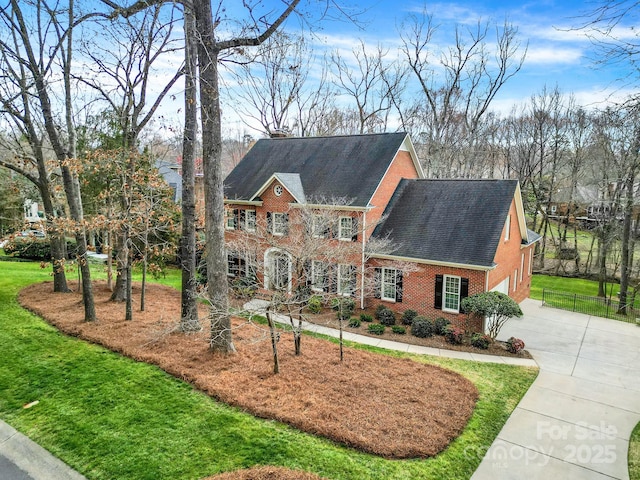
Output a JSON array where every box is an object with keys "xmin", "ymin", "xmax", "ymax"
[
  {"xmin": 4, "ymin": 299, "xmax": 637, "ymax": 479},
  {"xmin": 244, "ymin": 299, "xmax": 538, "ymax": 367},
  {"xmin": 472, "ymin": 298, "xmax": 640, "ymax": 480},
  {"xmin": 0, "ymin": 421, "xmax": 85, "ymax": 480}
]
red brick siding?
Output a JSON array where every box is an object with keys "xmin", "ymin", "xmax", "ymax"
[
  {"xmin": 365, "ymin": 259, "xmax": 485, "ymax": 331},
  {"xmin": 226, "ymin": 179, "xmax": 365, "ymax": 294},
  {"xmin": 488, "ymin": 199, "xmax": 533, "ymax": 303},
  {"xmin": 366, "ymin": 150, "xmax": 419, "ymax": 238}
]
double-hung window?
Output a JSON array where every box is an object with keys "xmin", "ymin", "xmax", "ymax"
[
  {"xmin": 443, "ymin": 275, "xmax": 461, "ymax": 313},
  {"xmin": 245, "ymin": 210, "xmax": 256, "ymax": 232},
  {"xmin": 311, "ymin": 261, "xmax": 328, "ymax": 292},
  {"xmin": 381, "ymin": 267, "xmax": 397, "ymax": 302},
  {"xmin": 337, "ymin": 264, "xmax": 356, "ymax": 296},
  {"xmin": 338, "ymin": 217, "xmax": 353, "ymax": 241},
  {"xmin": 312, "ymin": 214, "xmax": 329, "ymax": 238},
  {"xmin": 268, "ymin": 212, "xmax": 288, "ymax": 236}
]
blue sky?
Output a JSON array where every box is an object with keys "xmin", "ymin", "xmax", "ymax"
[{"xmin": 253, "ymin": 0, "xmax": 639, "ymax": 113}]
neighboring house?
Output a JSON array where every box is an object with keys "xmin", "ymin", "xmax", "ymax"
[
  {"xmin": 155, "ymin": 159, "xmax": 182, "ymax": 203},
  {"xmin": 224, "ymin": 132, "xmax": 539, "ymax": 332}
]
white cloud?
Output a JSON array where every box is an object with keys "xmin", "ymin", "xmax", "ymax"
[{"xmin": 524, "ymin": 46, "xmax": 583, "ymax": 65}]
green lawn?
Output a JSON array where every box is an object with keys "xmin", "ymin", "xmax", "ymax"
[
  {"xmin": 631, "ymin": 422, "xmax": 640, "ymax": 480},
  {"xmin": 0, "ymin": 260, "xmax": 537, "ymax": 480},
  {"xmin": 530, "ymin": 274, "xmax": 601, "ymax": 300}
]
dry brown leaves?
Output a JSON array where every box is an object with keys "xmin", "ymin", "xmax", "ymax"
[
  {"xmin": 204, "ymin": 466, "xmax": 326, "ymax": 480},
  {"xmin": 19, "ymin": 281, "xmax": 478, "ymax": 459}
]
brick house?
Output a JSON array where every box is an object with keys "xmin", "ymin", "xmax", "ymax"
[{"xmin": 224, "ymin": 132, "xmax": 539, "ymax": 331}]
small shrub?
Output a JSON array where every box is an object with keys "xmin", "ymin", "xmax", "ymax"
[
  {"xmin": 401, "ymin": 309, "xmax": 418, "ymax": 326},
  {"xmin": 360, "ymin": 313, "xmax": 373, "ymax": 322},
  {"xmin": 307, "ymin": 295, "xmax": 322, "ymax": 314},
  {"xmin": 444, "ymin": 326, "xmax": 465, "ymax": 345},
  {"xmin": 374, "ymin": 304, "xmax": 388, "ymax": 320},
  {"xmin": 391, "ymin": 325, "xmax": 406, "ymax": 334},
  {"xmin": 332, "ymin": 297, "xmax": 355, "ymax": 320},
  {"xmin": 471, "ymin": 333, "xmax": 491, "ymax": 350},
  {"xmin": 411, "ymin": 316, "xmax": 434, "ymax": 338},
  {"xmin": 348, "ymin": 317, "xmax": 361, "ymax": 328},
  {"xmin": 506, "ymin": 337, "xmax": 526, "ymax": 354},
  {"xmin": 434, "ymin": 317, "xmax": 451, "ymax": 335},
  {"xmin": 377, "ymin": 308, "xmax": 396, "ymax": 326},
  {"xmin": 368, "ymin": 323, "xmax": 385, "ymax": 335}
]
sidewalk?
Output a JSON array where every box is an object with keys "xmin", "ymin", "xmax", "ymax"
[
  {"xmin": 244, "ymin": 299, "xmax": 538, "ymax": 367},
  {"xmin": 0, "ymin": 421, "xmax": 85, "ymax": 480}
]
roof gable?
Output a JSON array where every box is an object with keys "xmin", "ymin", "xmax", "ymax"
[
  {"xmin": 224, "ymin": 132, "xmax": 418, "ymax": 207},
  {"xmin": 372, "ymin": 179, "xmax": 520, "ymax": 267}
]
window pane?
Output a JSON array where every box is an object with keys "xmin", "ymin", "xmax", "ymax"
[
  {"xmin": 338, "ymin": 264, "xmax": 354, "ymax": 295},
  {"xmin": 339, "ymin": 217, "xmax": 352, "ymax": 239},
  {"xmin": 381, "ymin": 268, "xmax": 396, "ymax": 300},
  {"xmin": 245, "ymin": 210, "xmax": 256, "ymax": 231},
  {"xmin": 444, "ymin": 276, "xmax": 460, "ymax": 311}
]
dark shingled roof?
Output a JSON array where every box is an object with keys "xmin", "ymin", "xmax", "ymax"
[
  {"xmin": 372, "ymin": 179, "xmax": 519, "ymax": 267},
  {"xmin": 224, "ymin": 132, "xmax": 410, "ymax": 206}
]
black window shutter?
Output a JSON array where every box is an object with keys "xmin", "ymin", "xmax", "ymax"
[
  {"xmin": 351, "ymin": 217, "xmax": 358, "ymax": 242},
  {"xmin": 434, "ymin": 274, "xmax": 443, "ymax": 309},
  {"xmin": 461, "ymin": 277, "xmax": 469, "ymax": 300},
  {"xmin": 266, "ymin": 212, "xmax": 272, "ymax": 233},
  {"xmin": 303, "ymin": 260, "xmax": 312, "ymax": 286},
  {"xmin": 395, "ymin": 270, "xmax": 403, "ymax": 303},
  {"xmin": 374, "ymin": 267, "xmax": 381, "ymax": 299}
]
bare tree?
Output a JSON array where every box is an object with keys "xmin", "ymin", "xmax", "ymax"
[
  {"xmin": 179, "ymin": 2, "xmax": 200, "ymax": 332},
  {"xmin": 329, "ymin": 39, "xmax": 407, "ymax": 134},
  {"xmin": 0, "ymin": 0, "xmax": 97, "ymax": 319},
  {"xmin": 399, "ymin": 11, "xmax": 525, "ymax": 177},
  {"xmin": 78, "ymin": 4, "xmax": 183, "ymax": 320}
]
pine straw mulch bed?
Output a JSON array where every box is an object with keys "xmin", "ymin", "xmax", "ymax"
[
  {"xmin": 305, "ymin": 309, "xmax": 532, "ymax": 359},
  {"xmin": 18, "ymin": 281, "xmax": 478, "ymax": 459}
]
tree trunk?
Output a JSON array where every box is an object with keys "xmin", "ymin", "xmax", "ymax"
[
  {"xmin": 194, "ymin": 0, "xmax": 235, "ymax": 353},
  {"xmin": 618, "ymin": 172, "xmax": 635, "ymax": 314},
  {"xmin": 266, "ymin": 308, "xmax": 280, "ymax": 374},
  {"xmin": 179, "ymin": 3, "xmax": 200, "ymax": 333}
]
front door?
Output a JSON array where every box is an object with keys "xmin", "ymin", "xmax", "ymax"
[{"xmin": 269, "ymin": 252, "xmax": 290, "ymax": 292}]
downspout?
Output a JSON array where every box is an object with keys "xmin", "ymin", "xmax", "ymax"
[{"xmin": 360, "ymin": 211, "xmax": 367, "ymax": 310}]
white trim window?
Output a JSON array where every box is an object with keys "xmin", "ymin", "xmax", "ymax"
[
  {"xmin": 528, "ymin": 249, "xmax": 533, "ymax": 275},
  {"xmin": 520, "ymin": 253, "xmax": 524, "ymax": 282},
  {"xmin": 504, "ymin": 214, "xmax": 511, "ymax": 241},
  {"xmin": 338, "ymin": 216, "xmax": 353, "ymax": 241},
  {"xmin": 311, "ymin": 260, "xmax": 328, "ymax": 292},
  {"xmin": 226, "ymin": 209, "xmax": 237, "ymax": 230},
  {"xmin": 513, "ymin": 269, "xmax": 518, "ymax": 292},
  {"xmin": 269, "ymin": 212, "xmax": 288, "ymax": 236},
  {"xmin": 337, "ymin": 264, "xmax": 356, "ymax": 296},
  {"xmin": 381, "ymin": 267, "xmax": 397, "ymax": 302},
  {"xmin": 443, "ymin": 275, "xmax": 461, "ymax": 313},
  {"xmin": 245, "ymin": 210, "xmax": 256, "ymax": 232},
  {"xmin": 311, "ymin": 214, "xmax": 329, "ymax": 238}
]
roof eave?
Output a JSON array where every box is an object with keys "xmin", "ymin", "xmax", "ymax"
[{"xmin": 370, "ymin": 253, "xmax": 496, "ymax": 271}]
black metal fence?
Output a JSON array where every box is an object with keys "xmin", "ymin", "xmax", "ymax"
[{"xmin": 542, "ymin": 289, "xmax": 639, "ymax": 323}]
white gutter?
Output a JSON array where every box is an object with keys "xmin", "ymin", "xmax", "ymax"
[
  {"xmin": 370, "ymin": 253, "xmax": 496, "ymax": 272},
  {"xmin": 360, "ymin": 210, "xmax": 367, "ymax": 310}
]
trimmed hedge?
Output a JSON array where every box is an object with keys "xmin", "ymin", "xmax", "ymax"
[{"xmin": 3, "ymin": 237, "xmax": 77, "ymax": 260}]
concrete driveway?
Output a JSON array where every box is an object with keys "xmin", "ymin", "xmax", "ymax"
[{"xmin": 472, "ymin": 298, "xmax": 640, "ymax": 479}]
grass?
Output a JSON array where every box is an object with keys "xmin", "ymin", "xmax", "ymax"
[
  {"xmin": 530, "ymin": 274, "xmax": 601, "ymax": 300},
  {"xmin": 631, "ymin": 422, "xmax": 640, "ymax": 480},
  {"xmin": 0, "ymin": 260, "xmax": 537, "ymax": 480},
  {"xmin": 531, "ymin": 274, "xmax": 639, "ymax": 323}
]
